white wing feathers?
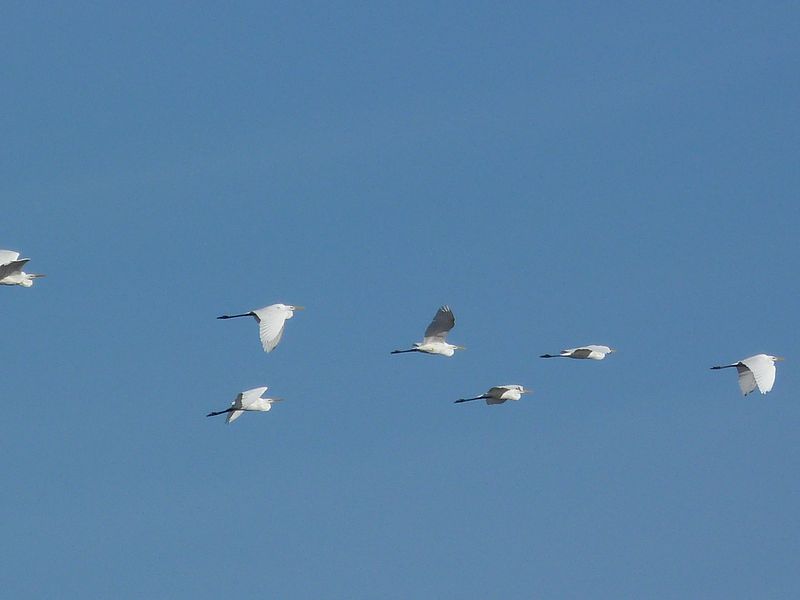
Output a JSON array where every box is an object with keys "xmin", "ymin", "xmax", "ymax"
[
  {"xmin": 563, "ymin": 345, "xmax": 611, "ymax": 355},
  {"xmin": 423, "ymin": 305, "xmax": 455, "ymax": 343},
  {"xmin": 226, "ymin": 410, "xmax": 245, "ymax": 423},
  {"xmin": 238, "ymin": 387, "xmax": 269, "ymax": 408},
  {"xmin": 738, "ymin": 355, "xmax": 776, "ymax": 395},
  {"xmin": 0, "ymin": 250, "xmax": 21, "ymax": 265},
  {"xmin": 583, "ymin": 345, "xmax": 612, "ymax": 354},
  {"xmin": 253, "ymin": 306, "xmax": 291, "ymax": 353}
]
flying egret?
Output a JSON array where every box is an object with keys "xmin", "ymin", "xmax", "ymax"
[
  {"xmin": 455, "ymin": 384, "xmax": 532, "ymax": 405},
  {"xmin": 391, "ymin": 305, "xmax": 464, "ymax": 357},
  {"xmin": 0, "ymin": 249, "xmax": 45, "ymax": 287},
  {"xmin": 540, "ymin": 345, "xmax": 614, "ymax": 360},
  {"xmin": 217, "ymin": 303, "xmax": 304, "ymax": 352},
  {"xmin": 206, "ymin": 386, "xmax": 283, "ymax": 423},
  {"xmin": 711, "ymin": 354, "xmax": 783, "ymax": 395}
]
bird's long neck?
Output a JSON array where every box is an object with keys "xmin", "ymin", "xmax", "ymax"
[{"xmin": 217, "ymin": 312, "xmax": 254, "ymax": 320}]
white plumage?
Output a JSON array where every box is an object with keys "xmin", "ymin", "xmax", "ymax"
[
  {"xmin": 711, "ymin": 354, "xmax": 783, "ymax": 395},
  {"xmin": 0, "ymin": 249, "xmax": 45, "ymax": 287},
  {"xmin": 391, "ymin": 305, "xmax": 464, "ymax": 357},
  {"xmin": 206, "ymin": 386, "xmax": 283, "ymax": 423},
  {"xmin": 455, "ymin": 384, "xmax": 532, "ymax": 405},
  {"xmin": 218, "ymin": 303, "xmax": 304, "ymax": 353},
  {"xmin": 540, "ymin": 345, "xmax": 614, "ymax": 360}
]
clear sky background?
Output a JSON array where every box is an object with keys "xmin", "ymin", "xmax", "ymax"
[{"xmin": 2, "ymin": 2, "xmax": 799, "ymax": 598}]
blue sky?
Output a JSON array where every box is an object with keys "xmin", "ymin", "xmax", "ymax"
[{"xmin": 2, "ymin": 2, "xmax": 799, "ymax": 598}]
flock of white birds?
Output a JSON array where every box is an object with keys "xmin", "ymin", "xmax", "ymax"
[{"xmin": 2, "ymin": 249, "xmax": 784, "ymax": 422}]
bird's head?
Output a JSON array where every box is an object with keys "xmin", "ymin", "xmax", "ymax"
[
  {"xmin": 521, "ymin": 387, "xmax": 533, "ymax": 395},
  {"xmin": 23, "ymin": 273, "xmax": 45, "ymax": 287},
  {"xmin": 277, "ymin": 304, "xmax": 304, "ymax": 318},
  {"xmin": 771, "ymin": 355, "xmax": 785, "ymax": 362},
  {"xmin": 607, "ymin": 347, "xmax": 616, "ymax": 353},
  {"xmin": 442, "ymin": 344, "xmax": 465, "ymax": 357}
]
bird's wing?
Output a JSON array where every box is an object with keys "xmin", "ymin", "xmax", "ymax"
[
  {"xmin": 423, "ymin": 305, "xmax": 455, "ymax": 342},
  {"xmin": 568, "ymin": 348, "xmax": 593, "ymax": 359},
  {"xmin": 0, "ymin": 250, "xmax": 21, "ymax": 265},
  {"xmin": 0, "ymin": 258, "xmax": 28, "ymax": 280},
  {"xmin": 735, "ymin": 364, "xmax": 758, "ymax": 396},
  {"xmin": 253, "ymin": 306, "xmax": 290, "ymax": 352},
  {"xmin": 487, "ymin": 386, "xmax": 513, "ymax": 396},
  {"xmin": 239, "ymin": 387, "xmax": 269, "ymax": 408},
  {"xmin": 230, "ymin": 392, "xmax": 246, "ymax": 409},
  {"xmin": 585, "ymin": 345, "xmax": 611, "ymax": 353},
  {"xmin": 485, "ymin": 397, "xmax": 507, "ymax": 405},
  {"xmin": 740, "ymin": 355, "xmax": 776, "ymax": 394},
  {"xmin": 226, "ymin": 410, "xmax": 245, "ymax": 424}
]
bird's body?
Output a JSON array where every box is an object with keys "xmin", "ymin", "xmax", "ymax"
[
  {"xmin": 391, "ymin": 305, "xmax": 464, "ymax": 357},
  {"xmin": 217, "ymin": 303, "xmax": 304, "ymax": 352},
  {"xmin": 0, "ymin": 249, "xmax": 45, "ymax": 287},
  {"xmin": 206, "ymin": 386, "xmax": 283, "ymax": 423},
  {"xmin": 455, "ymin": 384, "xmax": 531, "ymax": 405},
  {"xmin": 540, "ymin": 345, "xmax": 614, "ymax": 360},
  {"xmin": 711, "ymin": 354, "xmax": 783, "ymax": 395}
]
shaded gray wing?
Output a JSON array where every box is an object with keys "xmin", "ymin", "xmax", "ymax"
[
  {"xmin": 735, "ymin": 364, "xmax": 758, "ymax": 395},
  {"xmin": 423, "ymin": 305, "xmax": 455, "ymax": 342},
  {"xmin": 0, "ymin": 258, "xmax": 29, "ymax": 280}
]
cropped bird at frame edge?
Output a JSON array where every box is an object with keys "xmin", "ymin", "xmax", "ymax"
[{"xmin": 0, "ymin": 249, "xmax": 45, "ymax": 287}]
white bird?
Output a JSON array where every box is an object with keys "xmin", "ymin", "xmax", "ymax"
[
  {"xmin": 391, "ymin": 305, "xmax": 464, "ymax": 357},
  {"xmin": 711, "ymin": 354, "xmax": 784, "ymax": 395},
  {"xmin": 540, "ymin": 345, "xmax": 614, "ymax": 360},
  {"xmin": 455, "ymin": 384, "xmax": 532, "ymax": 405},
  {"xmin": 206, "ymin": 386, "xmax": 283, "ymax": 423},
  {"xmin": 0, "ymin": 249, "xmax": 45, "ymax": 287},
  {"xmin": 217, "ymin": 303, "xmax": 304, "ymax": 352}
]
